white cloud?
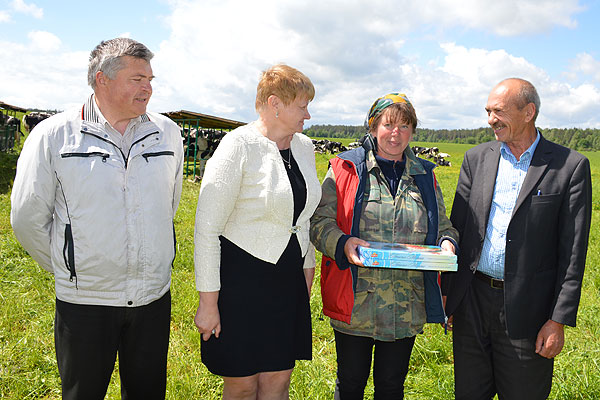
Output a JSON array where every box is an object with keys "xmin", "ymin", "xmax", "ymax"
[
  {"xmin": 148, "ymin": 0, "xmax": 592, "ymax": 129},
  {"xmin": 415, "ymin": 43, "xmax": 600, "ymax": 129},
  {"xmin": 151, "ymin": 0, "xmax": 423, "ymax": 122},
  {"xmin": 567, "ymin": 52, "xmax": 600, "ymax": 83},
  {"xmin": 417, "ymin": 0, "xmax": 582, "ymax": 36},
  {"xmin": 27, "ymin": 30, "xmax": 62, "ymax": 52},
  {"xmin": 541, "ymin": 82, "xmax": 600, "ymax": 128},
  {"xmin": 0, "ymin": 38, "xmax": 89, "ymax": 111},
  {"xmin": 0, "ymin": 0, "xmax": 596, "ymax": 129},
  {"xmin": 0, "ymin": 10, "xmax": 11, "ymax": 22},
  {"xmin": 11, "ymin": 0, "xmax": 43, "ymax": 19}
]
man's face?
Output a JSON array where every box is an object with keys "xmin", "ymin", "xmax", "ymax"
[
  {"xmin": 485, "ymin": 83, "xmax": 529, "ymax": 144},
  {"xmin": 102, "ymin": 55, "xmax": 153, "ymax": 119}
]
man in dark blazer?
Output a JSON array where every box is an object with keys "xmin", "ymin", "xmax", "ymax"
[{"xmin": 442, "ymin": 78, "xmax": 592, "ymax": 400}]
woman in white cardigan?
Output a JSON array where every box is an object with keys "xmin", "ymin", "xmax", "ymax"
[{"xmin": 194, "ymin": 64, "xmax": 321, "ymax": 399}]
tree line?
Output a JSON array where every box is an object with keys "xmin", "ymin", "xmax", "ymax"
[{"xmin": 304, "ymin": 125, "xmax": 600, "ymax": 152}]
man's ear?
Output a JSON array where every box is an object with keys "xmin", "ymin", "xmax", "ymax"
[
  {"xmin": 524, "ymin": 102, "xmax": 536, "ymax": 123},
  {"xmin": 96, "ymin": 71, "xmax": 106, "ymax": 87}
]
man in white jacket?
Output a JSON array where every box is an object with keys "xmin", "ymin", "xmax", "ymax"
[{"xmin": 11, "ymin": 38, "xmax": 183, "ymax": 399}]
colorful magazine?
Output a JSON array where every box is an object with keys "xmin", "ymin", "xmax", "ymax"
[{"xmin": 358, "ymin": 241, "xmax": 457, "ymax": 271}]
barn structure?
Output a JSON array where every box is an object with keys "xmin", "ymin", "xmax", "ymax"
[
  {"xmin": 0, "ymin": 101, "xmax": 27, "ymax": 152},
  {"xmin": 162, "ymin": 110, "xmax": 246, "ymax": 180}
]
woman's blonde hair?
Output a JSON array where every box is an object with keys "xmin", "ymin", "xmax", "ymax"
[{"xmin": 255, "ymin": 64, "xmax": 315, "ymax": 111}]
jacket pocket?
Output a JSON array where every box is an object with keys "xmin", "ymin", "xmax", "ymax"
[
  {"xmin": 61, "ymin": 152, "xmax": 110, "ymax": 162},
  {"xmin": 142, "ymin": 151, "xmax": 175, "ymax": 162},
  {"xmin": 530, "ymin": 193, "xmax": 560, "ymax": 204}
]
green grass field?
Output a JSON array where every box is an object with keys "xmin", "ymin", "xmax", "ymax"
[{"xmin": 1, "ymin": 141, "xmax": 599, "ymax": 399}]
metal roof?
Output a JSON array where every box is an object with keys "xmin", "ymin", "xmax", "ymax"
[
  {"xmin": 162, "ymin": 110, "xmax": 246, "ymax": 130},
  {"xmin": 0, "ymin": 101, "xmax": 28, "ymax": 113}
]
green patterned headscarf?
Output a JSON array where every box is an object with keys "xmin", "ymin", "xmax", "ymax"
[{"xmin": 364, "ymin": 92, "xmax": 412, "ymax": 129}]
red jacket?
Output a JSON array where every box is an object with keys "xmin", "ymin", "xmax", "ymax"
[{"xmin": 320, "ymin": 145, "xmax": 448, "ymax": 325}]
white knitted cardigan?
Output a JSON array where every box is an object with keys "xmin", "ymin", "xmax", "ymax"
[{"xmin": 194, "ymin": 122, "xmax": 322, "ymax": 292}]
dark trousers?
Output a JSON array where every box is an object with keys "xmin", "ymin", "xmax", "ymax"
[
  {"xmin": 453, "ymin": 277, "xmax": 553, "ymax": 400},
  {"xmin": 54, "ymin": 291, "xmax": 171, "ymax": 400},
  {"xmin": 333, "ymin": 330, "xmax": 416, "ymax": 400}
]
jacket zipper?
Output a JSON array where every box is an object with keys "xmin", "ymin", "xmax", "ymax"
[
  {"xmin": 142, "ymin": 150, "xmax": 175, "ymax": 162},
  {"xmin": 130, "ymin": 131, "xmax": 159, "ymax": 149},
  {"xmin": 81, "ymin": 131, "xmax": 128, "ymax": 167},
  {"xmin": 55, "ymin": 173, "xmax": 77, "ymax": 288},
  {"xmin": 61, "ymin": 152, "xmax": 110, "ymax": 162}
]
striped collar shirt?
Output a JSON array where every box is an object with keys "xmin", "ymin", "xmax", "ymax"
[
  {"xmin": 90, "ymin": 94, "xmax": 145, "ymax": 155},
  {"xmin": 477, "ymin": 132, "xmax": 541, "ymax": 279}
]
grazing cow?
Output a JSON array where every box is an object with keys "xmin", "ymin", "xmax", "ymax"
[
  {"xmin": 312, "ymin": 139, "xmax": 347, "ymax": 154},
  {"xmin": 6, "ymin": 116, "xmax": 21, "ymax": 135},
  {"xmin": 411, "ymin": 145, "xmax": 451, "ymax": 166},
  {"xmin": 23, "ymin": 112, "xmax": 51, "ymax": 132},
  {"xmin": 182, "ymin": 128, "xmax": 227, "ymax": 160}
]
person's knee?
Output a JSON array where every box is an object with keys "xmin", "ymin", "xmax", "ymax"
[
  {"xmin": 336, "ymin": 369, "xmax": 370, "ymax": 400},
  {"xmin": 223, "ymin": 375, "xmax": 259, "ymax": 399},
  {"xmin": 372, "ymin": 368, "xmax": 407, "ymax": 399},
  {"xmin": 336, "ymin": 356, "xmax": 371, "ymax": 396},
  {"xmin": 257, "ymin": 369, "xmax": 292, "ymax": 398}
]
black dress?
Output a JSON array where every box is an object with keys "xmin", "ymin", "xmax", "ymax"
[{"xmin": 200, "ymin": 148, "xmax": 312, "ymax": 377}]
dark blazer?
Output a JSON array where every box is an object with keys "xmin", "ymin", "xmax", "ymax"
[{"xmin": 442, "ymin": 135, "xmax": 592, "ymax": 339}]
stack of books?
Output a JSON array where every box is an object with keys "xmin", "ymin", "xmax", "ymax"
[{"xmin": 357, "ymin": 241, "xmax": 457, "ymax": 271}]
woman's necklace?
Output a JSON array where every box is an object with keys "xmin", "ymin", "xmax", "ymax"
[{"xmin": 281, "ymin": 149, "xmax": 292, "ymax": 169}]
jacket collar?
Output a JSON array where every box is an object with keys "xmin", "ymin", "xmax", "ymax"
[
  {"xmin": 80, "ymin": 94, "xmax": 159, "ymax": 139},
  {"xmin": 512, "ymin": 133, "xmax": 553, "ymax": 217},
  {"xmin": 480, "ymin": 133, "xmax": 553, "ymax": 222},
  {"xmin": 81, "ymin": 94, "xmax": 151, "ymax": 124},
  {"xmin": 366, "ymin": 145, "xmax": 426, "ymax": 176}
]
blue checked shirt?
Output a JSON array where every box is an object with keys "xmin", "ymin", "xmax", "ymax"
[{"xmin": 477, "ymin": 132, "xmax": 541, "ymax": 279}]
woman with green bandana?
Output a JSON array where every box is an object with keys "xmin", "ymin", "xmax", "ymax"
[{"xmin": 310, "ymin": 93, "xmax": 458, "ymax": 399}]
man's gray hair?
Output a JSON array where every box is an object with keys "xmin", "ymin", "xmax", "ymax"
[
  {"xmin": 503, "ymin": 77, "xmax": 541, "ymax": 123},
  {"xmin": 88, "ymin": 38, "xmax": 154, "ymax": 90}
]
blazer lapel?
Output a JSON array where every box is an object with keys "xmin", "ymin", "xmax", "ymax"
[
  {"xmin": 481, "ymin": 142, "xmax": 501, "ymax": 237},
  {"xmin": 512, "ymin": 136, "xmax": 552, "ymax": 217}
]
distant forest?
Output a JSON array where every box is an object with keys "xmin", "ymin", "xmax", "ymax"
[{"xmin": 304, "ymin": 125, "xmax": 600, "ymax": 152}]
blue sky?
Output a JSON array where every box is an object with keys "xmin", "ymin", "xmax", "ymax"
[{"xmin": 1, "ymin": 0, "xmax": 599, "ymax": 129}]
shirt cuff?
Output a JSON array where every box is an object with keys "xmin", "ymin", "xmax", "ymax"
[
  {"xmin": 334, "ymin": 234, "xmax": 352, "ymax": 270},
  {"xmin": 438, "ymin": 236, "xmax": 459, "ymax": 255}
]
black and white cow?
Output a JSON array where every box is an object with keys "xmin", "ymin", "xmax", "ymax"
[{"xmin": 23, "ymin": 112, "xmax": 51, "ymax": 132}]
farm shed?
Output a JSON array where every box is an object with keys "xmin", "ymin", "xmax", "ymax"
[
  {"xmin": 162, "ymin": 110, "xmax": 246, "ymax": 180},
  {"xmin": 0, "ymin": 101, "xmax": 27, "ymax": 152}
]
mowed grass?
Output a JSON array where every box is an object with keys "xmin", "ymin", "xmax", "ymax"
[{"xmin": 1, "ymin": 141, "xmax": 599, "ymax": 399}]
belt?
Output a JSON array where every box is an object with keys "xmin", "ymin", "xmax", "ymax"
[{"xmin": 475, "ymin": 270, "xmax": 504, "ymax": 289}]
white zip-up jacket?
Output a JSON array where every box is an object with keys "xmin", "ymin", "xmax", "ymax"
[{"xmin": 11, "ymin": 96, "xmax": 184, "ymax": 307}]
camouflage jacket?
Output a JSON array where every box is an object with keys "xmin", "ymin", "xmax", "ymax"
[{"xmin": 311, "ymin": 145, "xmax": 458, "ymax": 341}]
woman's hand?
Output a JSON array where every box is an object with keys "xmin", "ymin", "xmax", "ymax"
[
  {"xmin": 440, "ymin": 239, "xmax": 456, "ymax": 255},
  {"xmin": 304, "ymin": 267, "xmax": 315, "ymax": 297},
  {"xmin": 344, "ymin": 237, "xmax": 370, "ymax": 267},
  {"xmin": 194, "ymin": 291, "xmax": 221, "ymax": 341}
]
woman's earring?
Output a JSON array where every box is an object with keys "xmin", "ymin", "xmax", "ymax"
[{"xmin": 276, "ymin": 111, "xmax": 279, "ymax": 118}]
